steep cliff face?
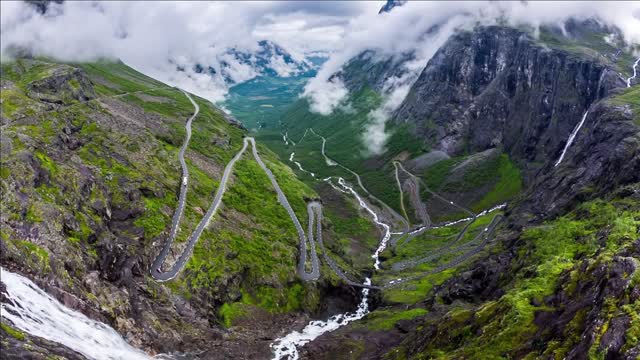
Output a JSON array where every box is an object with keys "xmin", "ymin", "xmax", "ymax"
[
  {"xmin": 517, "ymin": 99, "xmax": 640, "ymax": 220},
  {"xmin": 278, "ymin": 22, "xmax": 640, "ymax": 360},
  {"xmin": 393, "ymin": 26, "xmax": 624, "ymax": 165},
  {"xmin": 390, "ymin": 25, "xmax": 639, "ymax": 219}
]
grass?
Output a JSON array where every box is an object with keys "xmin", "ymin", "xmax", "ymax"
[
  {"xmin": 413, "ymin": 198, "xmax": 640, "ymax": 358},
  {"xmin": 2, "ymin": 59, "xmax": 59, "ymax": 89},
  {"xmin": 0, "ymin": 88, "xmax": 42, "ymax": 118},
  {"xmin": 419, "ymin": 152, "xmax": 522, "ymax": 215},
  {"xmin": 360, "ymin": 308, "xmax": 428, "ymax": 331},
  {"xmin": 609, "ymin": 85, "xmax": 640, "ymax": 125},
  {"xmin": 35, "ymin": 151, "xmax": 59, "ymax": 177},
  {"xmin": 134, "ymin": 195, "xmax": 174, "ymax": 239},
  {"xmin": 173, "ymin": 151, "xmax": 324, "ymax": 314},
  {"xmin": 472, "ymin": 154, "xmax": 522, "ymax": 211},
  {"xmin": 380, "ymin": 211, "xmax": 502, "ymax": 304},
  {"xmin": 223, "ymin": 74, "xmax": 314, "ymax": 130},
  {"xmin": 2, "ymin": 57, "xmax": 345, "ymax": 324},
  {"xmin": 259, "ymin": 87, "xmax": 427, "ymax": 212},
  {"xmin": 218, "ymin": 302, "xmax": 249, "ymax": 328},
  {"xmin": 77, "ymin": 60, "xmax": 165, "ymax": 95},
  {"xmin": 536, "ymin": 25, "xmax": 638, "ymax": 76},
  {"xmin": 25, "ymin": 204, "xmax": 43, "ymax": 223},
  {"xmin": 15, "ymin": 240, "xmax": 49, "ymax": 272},
  {"xmin": 422, "ymin": 157, "xmax": 462, "ymax": 190},
  {"xmin": 0, "ymin": 322, "xmax": 26, "ymax": 341}
]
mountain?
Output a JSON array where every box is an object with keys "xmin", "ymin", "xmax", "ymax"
[
  {"xmin": 178, "ymin": 40, "xmax": 314, "ymax": 88},
  {"xmin": 378, "ymin": 0, "xmax": 407, "ymax": 14},
  {"xmin": 255, "ymin": 19, "xmax": 640, "ymax": 358},
  {"xmin": 221, "ymin": 47, "xmax": 327, "ymax": 131},
  {"xmin": 390, "ymin": 23, "xmax": 638, "ymax": 220},
  {"xmin": 0, "ymin": 58, "xmax": 378, "ymax": 358},
  {"xmin": 222, "ymin": 73, "xmax": 315, "ymax": 131},
  {"xmin": 1, "ymin": 10, "xmax": 639, "ymax": 360}
]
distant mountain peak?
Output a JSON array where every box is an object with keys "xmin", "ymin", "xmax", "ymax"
[
  {"xmin": 174, "ymin": 39, "xmax": 314, "ymax": 90},
  {"xmin": 378, "ymin": 0, "xmax": 407, "ymax": 14}
]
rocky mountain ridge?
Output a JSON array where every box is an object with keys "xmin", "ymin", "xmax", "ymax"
[{"xmin": 263, "ymin": 19, "xmax": 640, "ymax": 359}]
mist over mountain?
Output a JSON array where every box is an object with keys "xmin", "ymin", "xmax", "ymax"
[
  {"xmin": 1, "ymin": 1, "xmax": 640, "ymax": 360},
  {"xmin": 0, "ymin": 1, "xmax": 378, "ymax": 101}
]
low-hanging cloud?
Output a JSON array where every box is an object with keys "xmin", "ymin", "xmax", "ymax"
[
  {"xmin": 0, "ymin": 1, "xmax": 379, "ymax": 102},
  {"xmin": 360, "ymin": 16, "xmax": 467, "ymax": 155},
  {"xmin": 2, "ymin": 1, "xmax": 639, "ymax": 123},
  {"xmin": 302, "ymin": 1, "xmax": 640, "ymax": 155}
]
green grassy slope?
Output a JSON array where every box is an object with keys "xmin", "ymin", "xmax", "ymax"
[
  {"xmin": 257, "ymin": 88, "xmax": 429, "ymax": 213},
  {"xmin": 610, "ymin": 85, "xmax": 640, "ymax": 125},
  {"xmin": 390, "ymin": 196, "xmax": 639, "ymax": 358},
  {"xmin": 537, "ymin": 25, "xmax": 639, "ymax": 76},
  {"xmin": 0, "ymin": 58, "xmax": 374, "ymax": 335}
]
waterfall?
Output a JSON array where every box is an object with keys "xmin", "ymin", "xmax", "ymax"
[
  {"xmin": 0, "ymin": 267, "xmax": 150, "ymax": 360},
  {"xmin": 554, "ymin": 111, "xmax": 589, "ymax": 167}
]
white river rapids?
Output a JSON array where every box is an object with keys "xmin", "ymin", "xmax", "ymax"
[{"xmin": 270, "ymin": 177, "xmax": 390, "ymax": 360}]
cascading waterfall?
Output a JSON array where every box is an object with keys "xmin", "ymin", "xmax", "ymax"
[
  {"xmin": 555, "ymin": 57, "xmax": 638, "ymax": 167},
  {"xmin": 270, "ymin": 279, "xmax": 372, "ymax": 360},
  {"xmin": 270, "ymin": 177, "xmax": 393, "ymax": 360},
  {"xmin": 626, "ymin": 57, "xmax": 640, "ymax": 87},
  {"xmin": 0, "ymin": 267, "xmax": 151, "ymax": 360},
  {"xmin": 554, "ymin": 110, "xmax": 589, "ymax": 167},
  {"xmin": 337, "ymin": 177, "xmax": 391, "ymax": 270}
]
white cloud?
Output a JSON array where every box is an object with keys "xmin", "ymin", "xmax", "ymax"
[
  {"xmin": 0, "ymin": 1, "xmax": 378, "ymax": 102},
  {"xmin": 301, "ymin": 1, "xmax": 640, "ymax": 154},
  {"xmin": 303, "ymin": 77, "xmax": 348, "ymax": 115},
  {"xmin": 1, "ymin": 0, "xmax": 639, "ymax": 108}
]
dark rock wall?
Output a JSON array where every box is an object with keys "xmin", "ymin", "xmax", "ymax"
[
  {"xmin": 391, "ymin": 25, "xmax": 637, "ymax": 220},
  {"xmin": 393, "ymin": 26, "xmax": 624, "ymax": 164}
]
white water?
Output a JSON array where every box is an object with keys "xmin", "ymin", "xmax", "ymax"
[
  {"xmin": 626, "ymin": 57, "xmax": 640, "ymax": 87},
  {"xmin": 270, "ymin": 279, "xmax": 371, "ymax": 360},
  {"xmin": 0, "ymin": 267, "xmax": 150, "ymax": 360},
  {"xmin": 288, "ymin": 152, "xmax": 315, "ymax": 177},
  {"xmin": 337, "ymin": 177, "xmax": 391, "ymax": 270},
  {"xmin": 271, "ymin": 177, "xmax": 394, "ymax": 359},
  {"xmin": 324, "ymin": 177, "xmax": 349, "ymax": 194},
  {"xmin": 554, "ymin": 111, "xmax": 589, "ymax": 167}
]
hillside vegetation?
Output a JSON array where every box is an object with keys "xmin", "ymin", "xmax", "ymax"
[{"xmin": 0, "ymin": 58, "xmax": 376, "ymax": 356}]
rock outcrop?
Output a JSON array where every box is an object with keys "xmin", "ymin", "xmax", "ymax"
[{"xmin": 393, "ymin": 26, "xmax": 624, "ymax": 165}]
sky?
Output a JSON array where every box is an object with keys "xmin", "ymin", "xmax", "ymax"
[
  {"xmin": 2, "ymin": 1, "xmax": 639, "ymax": 102},
  {"xmin": 0, "ymin": 1, "xmax": 382, "ymax": 101},
  {"xmin": 2, "ymin": 1, "xmax": 640, "ymax": 154}
]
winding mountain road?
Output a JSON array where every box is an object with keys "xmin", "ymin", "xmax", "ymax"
[
  {"xmin": 306, "ymin": 128, "xmax": 410, "ymax": 230},
  {"xmin": 151, "ymin": 91, "xmax": 365, "ymax": 286},
  {"xmin": 152, "ymin": 91, "xmax": 504, "ymax": 290},
  {"xmin": 280, "ymin": 127, "xmax": 506, "ymax": 287},
  {"xmin": 393, "ymin": 161, "xmax": 410, "ymax": 221},
  {"xmin": 151, "ymin": 91, "xmax": 320, "ymax": 282}
]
